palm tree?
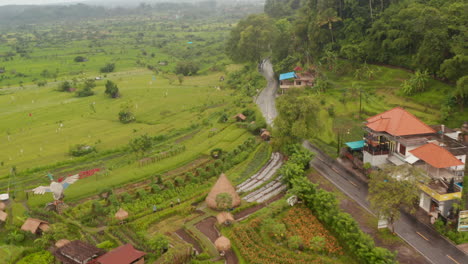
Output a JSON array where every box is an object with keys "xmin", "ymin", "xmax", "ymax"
[{"xmin": 316, "ymin": 8, "xmax": 341, "ymax": 43}]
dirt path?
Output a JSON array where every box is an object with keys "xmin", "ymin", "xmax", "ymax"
[
  {"xmin": 195, "ymin": 216, "xmax": 238, "ymax": 264},
  {"xmin": 175, "ymin": 228, "xmax": 203, "ymax": 254}
]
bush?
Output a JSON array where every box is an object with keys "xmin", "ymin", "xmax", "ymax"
[
  {"xmin": 100, "ymin": 63, "xmax": 115, "ymax": 73},
  {"xmin": 57, "ymin": 81, "xmax": 72, "ymax": 92},
  {"xmin": 16, "ymin": 251, "xmax": 53, "ymax": 264},
  {"xmin": 288, "ymin": 235, "xmax": 303, "ymax": 250},
  {"xmin": 119, "ymin": 109, "xmax": 135, "ymax": 123},
  {"xmin": 105, "ymin": 80, "xmax": 120, "ymax": 98},
  {"xmin": 175, "ymin": 61, "xmax": 199, "ymax": 76},
  {"xmin": 96, "ymin": 240, "xmax": 115, "ymax": 251},
  {"xmin": 74, "ymin": 56, "xmax": 87, "ymax": 62},
  {"xmin": 69, "ymin": 144, "xmax": 96, "ymax": 157}
]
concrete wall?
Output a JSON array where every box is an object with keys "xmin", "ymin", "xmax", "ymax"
[
  {"xmin": 419, "ymin": 192, "xmax": 431, "ymax": 213},
  {"xmin": 363, "ymin": 151, "xmax": 389, "ymax": 166},
  {"xmin": 452, "ymin": 154, "xmax": 466, "ymax": 172}
]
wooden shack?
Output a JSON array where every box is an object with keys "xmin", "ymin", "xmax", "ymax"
[
  {"xmin": 233, "ymin": 113, "xmax": 246, "ymax": 122},
  {"xmin": 53, "ymin": 240, "xmax": 105, "ymax": 264}
]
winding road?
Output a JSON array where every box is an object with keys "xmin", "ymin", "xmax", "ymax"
[
  {"xmin": 256, "ymin": 59, "xmax": 278, "ymax": 126},
  {"xmin": 255, "ymin": 59, "xmax": 468, "ymax": 264}
]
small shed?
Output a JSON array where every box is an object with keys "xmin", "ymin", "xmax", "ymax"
[
  {"xmin": 115, "ymin": 208, "xmax": 129, "ymax": 221},
  {"xmin": 21, "ymin": 218, "xmax": 49, "ymax": 234},
  {"xmin": 216, "ymin": 212, "xmax": 234, "ymax": 225},
  {"xmin": 261, "ymin": 130, "xmax": 271, "ymax": 141},
  {"xmin": 205, "ymin": 173, "xmax": 241, "ymax": 210},
  {"xmin": 0, "ymin": 201, "xmax": 5, "ymax": 210},
  {"xmin": 55, "ymin": 239, "xmax": 71, "ymax": 248},
  {"xmin": 53, "ymin": 240, "xmax": 105, "ymax": 264},
  {"xmin": 214, "ymin": 236, "xmax": 231, "ymax": 252},
  {"xmin": 234, "ymin": 113, "xmax": 246, "ymax": 122},
  {"xmin": 0, "ymin": 210, "xmax": 7, "ymax": 222}
]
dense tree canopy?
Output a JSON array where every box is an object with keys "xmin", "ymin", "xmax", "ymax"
[
  {"xmin": 262, "ymin": 0, "xmax": 467, "ymax": 83},
  {"xmin": 226, "ymin": 14, "xmax": 277, "ymax": 63}
]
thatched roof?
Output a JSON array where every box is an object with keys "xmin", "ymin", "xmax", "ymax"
[
  {"xmin": 115, "ymin": 208, "xmax": 129, "ymax": 220},
  {"xmin": 214, "ymin": 236, "xmax": 231, "ymax": 251},
  {"xmin": 234, "ymin": 113, "xmax": 246, "ymax": 121},
  {"xmin": 0, "ymin": 201, "xmax": 5, "ymax": 210},
  {"xmin": 216, "ymin": 212, "xmax": 234, "ymax": 225},
  {"xmin": 205, "ymin": 173, "xmax": 241, "ymax": 210},
  {"xmin": 55, "ymin": 239, "xmax": 71, "ymax": 248},
  {"xmin": 21, "ymin": 218, "xmax": 49, "ymax": 234},
  {"xmin": 0, "ymin": 210, "xmax": 7, "ymax": 222}
]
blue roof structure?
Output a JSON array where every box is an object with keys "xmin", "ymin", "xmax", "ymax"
[
  {"xmin": 345, "ymin": 140, "xmax": 365, "ymax": 150},
  {"xmin": 279, "ymin": 72, "xmax": 297, "ymax": 81}
]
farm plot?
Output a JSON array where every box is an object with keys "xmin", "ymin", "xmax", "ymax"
[
  {"xmin": 236, "ymin": 152, "xmax": 283, "ymax": 192},
  {"xmin": 236, "ymin": 152, "xmax": 286, "ymax": 203},
  {"xmin": 228, "ymin": 204, "xmax": 356, "ymax": 264}
]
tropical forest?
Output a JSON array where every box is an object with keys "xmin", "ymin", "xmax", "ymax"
[{"xmin": 0, "ymin": 0, "xmax": 467, "ymax": 264}]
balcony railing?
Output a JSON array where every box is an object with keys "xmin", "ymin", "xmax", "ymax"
[{"xmin": 363, "ymin": 146, "xmax": 389, "ymax": 155}]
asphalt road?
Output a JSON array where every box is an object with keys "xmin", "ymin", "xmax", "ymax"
[
  {"xmin": 255, "ymin": 59, "xmax": 278, "ymax": 126},
  {"xmin": 303, "ymin": 141, "xmax": 468, "ymax": 264}
]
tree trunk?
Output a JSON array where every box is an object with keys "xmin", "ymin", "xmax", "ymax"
[{"xmin": 369, "ymin": 0, "xmax": 373, "ymax": 21}]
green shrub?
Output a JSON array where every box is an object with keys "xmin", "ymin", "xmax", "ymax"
[
  {"xmin": 100, "ymin": 63, "xmax": 115, "ymax": 73},
  {"xmin": 69, "ymin": 144, "xmax": 96, "ymax": 157},
  {"xmin": 175, "ymin": 61, "xmax": 199, "ymax": 76},
  {"xmin": 16, "ymin": 251, "xmax": 53, "ymax": 264},
  {"xmin": 288, "ymin": 235, "xmax": 303, "ymax": 250},
  {"xmin": 97, "ymin": 240, "xmax": 116, "ymax": 250}
]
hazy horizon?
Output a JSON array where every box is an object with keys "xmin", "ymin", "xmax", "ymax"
[{"xmin": 0, "ymin": 0, "xmax": 81, "ymax": 6}]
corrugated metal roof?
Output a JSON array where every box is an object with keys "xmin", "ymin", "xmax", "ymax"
[{"xmin": 279, "ymin": 72, "xmax": 297, "ymax": 80}]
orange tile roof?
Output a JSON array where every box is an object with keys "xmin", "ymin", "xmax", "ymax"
[
  {"xmin": 410, "ymin": 143, "xmax": 464, "ymax": 168},
  {"xmin": 366, "ymin": 107, "xmax": 436, "ymax": 136}
]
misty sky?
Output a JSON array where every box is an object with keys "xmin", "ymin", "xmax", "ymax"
[{"xmin": 0, "ymin": 0, "xmax": 80, "ymax": 5}]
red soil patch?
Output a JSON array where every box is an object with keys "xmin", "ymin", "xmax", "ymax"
[
  {"xmin": 175, "ymin": 228, "xmax": 203, "ymax": 254},
  {"xmin": 195, "ymin": 216, "xmax": 218, "ymax": 243}
]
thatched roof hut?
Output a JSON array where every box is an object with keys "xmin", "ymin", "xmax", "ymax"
[
  {"xmin": 0, "ymin": 210, "xmax": 7, "ymax": 222},
  {"xmin": 115, "ymin": 208, "xmax": 129, "ymax": 221},
  {"xmin": 234, "ymin": 113, "xmax": 246, "ymax": 122},
  {"xmin": 214, "ymin": 236, "xmax": 231, "ymax": 251},
  {"xmin": 55, "ymin": 239, "xmax": 71, "ymax": 248},
  {"xmin": 216, "ymin": 212, "xmax": 234, "ymax": 225},
  {"xmin": 0, "ymin": 201, "xmax": 5, "ymax": 210},
  {"xmin": 205, "ymin": 173, "xmax": 241, "ymax": 210},
  {"xmin": 21, "ymin": 218, "xmax": 49, "ymax": 234},
  {"xmin": 261, "ymin": 130, "xmax": 271, "ymax": 141}
]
